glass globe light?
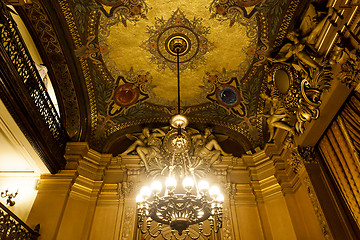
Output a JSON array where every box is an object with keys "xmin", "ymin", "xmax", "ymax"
[
  {"xmin": 170, "ymin": 114, "xmax": 189, "ymax": 129},
  {"xmin": 216, "ymin": 193, "xmax": 224, "ymax": 202},
  {"xmin": 151, "ymin": 180, "xmax": 162, "ymax": 195},
  {"xmin": 198, "ymin": 180, "xmax": 209, "ymax": 194},
  {"xmin": 140, "ymin": 186, "xmax": 151, "ymax": 200},
  {"xmin": 209, "ymin": 186, "xmax": 220, "ymax": 199},
  {"xmin": 136, "ymin": 194, "xmax": 144, "ymax": 203},
  {"xmin": 166, "ymin": 177, "xmax": 177, "ymax": 192},
  {"xmin": 182, "ymin": 177, "xmax": 194, "ymax": 192}
]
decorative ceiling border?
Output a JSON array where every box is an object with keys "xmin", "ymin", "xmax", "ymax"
[
  {"xmin": 101, "ymin": 116, "xmax": 254, "ymax": 152},
  {"xmin": 273, "ymin": 0, "xmax": 301, "ymax": 48},
  {"xmin": 56, "ymin": 0, "xmax": 276, "ymax": 150},
  {"xmin": 58, "ymin": 0, "xmax": 98, "ymax": 140},
  {"xmin": 19, "ymin": 0, "xmax": 81, "ymax": 138}
]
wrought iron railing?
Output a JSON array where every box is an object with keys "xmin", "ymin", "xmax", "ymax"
[
  {"xmin": 0, "ymin": 202, "xmax": 39, "ymax": 240},
  {"xmin": 0, "ymin": 1, "xmax": 67, "ymax": 145}
]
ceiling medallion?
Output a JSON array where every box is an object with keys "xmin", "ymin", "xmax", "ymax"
[
  {"xmin": 166, "ymin": 35, "xmax": 190, "ymax": 56},
  {"xmin": 204, "ymin": 69, "xmax": 247, "ymax": 117},
  {"xmin": 106, "ymin": 69, "xmax": 151, "ymax": 117},
  {"xmin": 113, "ymin": 83, "xmax": 140, "ymax": 107},
  {"xmin": 216, "ymin": 85, "xmax": 241, "ymax": 107},
  {"xmin": 142, "ymin": 9, "xmax": 213, "ymax": 71}
]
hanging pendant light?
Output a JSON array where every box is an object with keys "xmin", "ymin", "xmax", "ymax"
[{"xmin": 136, "ymin": 34, "xmax": 223, "ymax": 239}]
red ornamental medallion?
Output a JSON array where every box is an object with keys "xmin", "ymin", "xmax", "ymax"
[{"xmin": 113, "ymin": 84, "xmax": 140, "ymax": 107}]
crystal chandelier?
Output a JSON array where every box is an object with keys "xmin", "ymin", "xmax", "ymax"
[{"xmin": 136, "ymin": 35, "xmax": 224, "ymax": 239}]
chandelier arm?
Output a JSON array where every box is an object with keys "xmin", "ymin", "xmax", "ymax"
[
  {"xmin": 190, "ymin": 169, "xmax": 200, "ymax": 196},
  {"xmin": 213, "ymin": 213, "xmax": 223, "ymax": 233},
  {"xmin": 137, "ymin": 218, "xmax": 159, "ymax": 237},
  {"xmin": 170, "ymin": 153, "xmax": 176, "ymax": 174},
  {"xmin": 198, "ymin": 221, "xmax": 215, "ymax": 238},
  {"xmin": 171, "ymin": 231, "xmax": 188, "ymax": 240},
  {"xmin": 183, "ymin": 228, "xmax": 203, "ymax": 240},
  {"xmin": 147, "ymin": 229, "xmax": 164, "ymax": 239},
  {"xmin": 159, "ymin": 231, "xmax": 174, "ymax": 240}
]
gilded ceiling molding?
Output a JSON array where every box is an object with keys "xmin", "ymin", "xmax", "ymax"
[
  {"xmin": 273, "ymin": 0, "xmax": 301, "ymax": 47},
  {"xmin": 58, "ymin": 2, "xmax": 99, "ymax": 140},
  {"xmin": 58, "ymin": 0, "xmax": 83, "ymax": 48}
]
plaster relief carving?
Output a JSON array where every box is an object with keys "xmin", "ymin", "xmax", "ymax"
[
  {"xmin": 262, "ymin": 6, "xmax": 335, "ymax": 140},
  {"xmin": 337, "ymin": 50, "xmax": 360, "ymax": 88},
  {"xmin": 120, "ymin": 126, "xmax": 231, "ymax": 176}
]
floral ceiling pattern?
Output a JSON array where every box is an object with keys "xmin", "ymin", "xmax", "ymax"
[{"xmin": 25, "ymin": 0, "xmax": 299, "ymax": 152}]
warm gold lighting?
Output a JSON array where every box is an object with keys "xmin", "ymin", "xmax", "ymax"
[{"xmin": 136, "ymin": 33, "xmax": 223, "ymax": 239}]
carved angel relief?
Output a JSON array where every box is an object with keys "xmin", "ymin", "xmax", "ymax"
[
  {"xmin": 120, "ymin": 127, "xmax": 231, "ymax": 177},
  {"xmin": 262, "ymin": 6, "xmax": 334, "ymax": 140}
]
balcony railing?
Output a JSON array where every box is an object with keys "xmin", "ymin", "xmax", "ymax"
[
  {"xmin": 0, "ymin": 1, "xmax": 68, "ymax": 172},
  {"xmin": 0, "ymin": 2, "xmax": 66, "ymax": 143},
  {"xmin": 0, "ymin": 202, "xmax": 39, "ymax": 240}
]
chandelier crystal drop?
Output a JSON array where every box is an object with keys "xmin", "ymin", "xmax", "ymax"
[{"xmin": 136, "ymin": 34, "xmax": 224, "ymax": 239}]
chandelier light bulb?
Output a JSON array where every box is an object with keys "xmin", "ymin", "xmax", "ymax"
[
  {"xmin": 182, "ymin": 177, "xmax": 194, "ymax": 191},
  {"xmin": 209, "ymin": 186, "xmax": 220, "ymax": 199},
  {"xmin": 216, "ymin": 193, "xmax": 224, "ymax": 202},
  {"xmin": 198, "ymin": 180, "xmax": 209, "ymax": 193},
  {"xmin": 170, "ymin": 114, "xmax": 189, "ymax": 129},
  {"xmin": 140, "ymin": 186, "xmax": 151, "ymax": 200},
  {"xmin": 151, "ymin": 180, "xmax": 162, "ymax": 195},
  {"xmin": 166, "ymin": 177, "xmax": 177, "ymax": 192},
  {"xmin": 136, "ymin": 194, "xmax": 144, "ymax": 203}
]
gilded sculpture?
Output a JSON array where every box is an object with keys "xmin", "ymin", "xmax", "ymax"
[
  {"xmin": 260, "ymin": 90, "xmax": 295, "ymax": 141},
  {"xmin": 263, "ymin": 6, "xmax": 334, "ymax": 138},
  {"xmin": 121, "ymin": 127, "xmax": 165, "ymax": 171},
  {"xmin": 192, "ymin": 128, "xmax": 231, "ymax": 165},
  {"xmin": 120, "ymin": 126, "xmax": 231, "ymax": 173}
]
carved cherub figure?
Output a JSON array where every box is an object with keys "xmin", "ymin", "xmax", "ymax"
[
  {"xmin": 191, "ymin": 128, "xmax": 231, "ymax": 165},
  {"xmin": 260, "ymin": 92, "xmax": 295, "ymax": 141},
  {"xmin": 268, "ymin": 7, "xmax": 334, "ymax": 71},
  {"xmin": 120, "ymin": 127, "xmax": 165, "ymax": 170},
  {"xmin": 268, "ymin": 31, "xmax": 321, "ymax": 70}
]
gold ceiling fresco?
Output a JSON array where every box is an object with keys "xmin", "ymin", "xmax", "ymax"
[
  {"xmin": 98, "ymin": 0, "xmax": 257, "ymax": 106},
  {"xmin": 21, "ymin": 0, "xmax": 301, "ymax": 153}
]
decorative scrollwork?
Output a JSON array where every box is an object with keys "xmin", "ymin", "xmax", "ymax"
[
  {"xmin": 96, "ymin": 0, "xmax": 150, "ymax": 27},
  {"xmin": 336, "ymin": 51, "xmax": 360, "ymax": 88},
  {"xmin": 261, "ymin": 6, "xmax": 335, "ymax": 139},
  {"xmin": 209, "ymin": 0, "xmax": 260, "ymax": 27}
]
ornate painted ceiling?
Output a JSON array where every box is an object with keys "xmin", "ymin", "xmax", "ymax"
[{"xmin": 17, "ymin": 0, "xmax": 306, "ymax": 154}]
